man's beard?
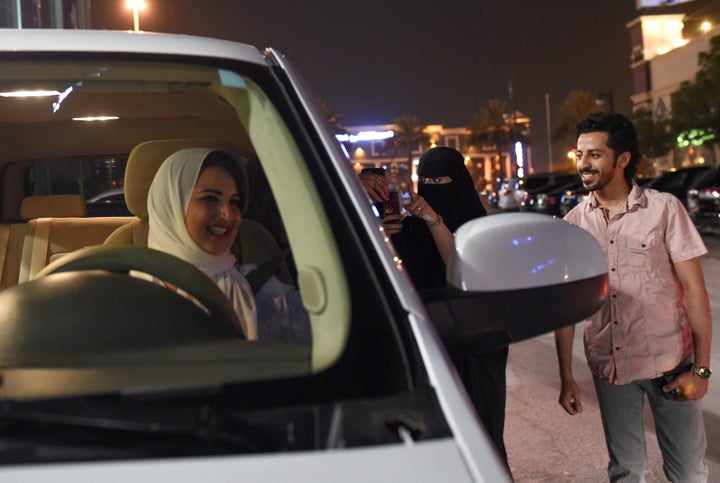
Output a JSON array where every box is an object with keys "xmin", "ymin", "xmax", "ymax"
[{"xmin": 579, "ymin": 159, "xmax": 618, "ymax": 192}]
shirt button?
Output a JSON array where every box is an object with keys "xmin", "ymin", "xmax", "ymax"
[
  {"xmin": 614, "ymin": 321, "xmax": 618, "ymax": 324},
  {"xmin": 615, "ymin": 347, "xmax": 620, "ymax": 351},
  {"xmin": 611, "ymin": 268, "xmax": 616, "ymax": 272},
  {"xmin": 641, "ymin": 244, "xmax": 646, "ymax": 248},
  {"xmin": 612, "ymin": 294, "xmax": 617, "ymax": 298},
  {"xmin": 609, "ymin": 240, "xmax": 614, "ymax": 244}
]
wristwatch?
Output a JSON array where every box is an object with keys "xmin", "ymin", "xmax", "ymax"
[{"xmin": 690, "ymin": 365, "xmax": 712, "ymax": 379}]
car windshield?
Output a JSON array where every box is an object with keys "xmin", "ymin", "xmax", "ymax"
[{"xmin": 0, "ymin": 55, "xmax": 352, "ymax": 401}]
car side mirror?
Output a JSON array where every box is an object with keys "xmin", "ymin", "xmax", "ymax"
[{"xmin": 422, "ymin": 213, "xmax": 608, "ymax": 354}]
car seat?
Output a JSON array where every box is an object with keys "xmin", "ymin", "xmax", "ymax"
[{"xmin": 1, "ymin": 195, "xmax": 88, "ymax": 289}]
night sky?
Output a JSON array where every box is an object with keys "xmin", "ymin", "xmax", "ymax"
[{"xmin": 92, "ymin": 0, "xmax": 639, "ymax": 172}]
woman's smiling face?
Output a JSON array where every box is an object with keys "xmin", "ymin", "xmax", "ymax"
[{"xmin": 184, "ymin": 165, "xmax": 242, "ymax": 255}]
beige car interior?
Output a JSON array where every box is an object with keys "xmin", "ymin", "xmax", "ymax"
[
  {"xmin": 0, "ymin": 195, "xmax": 134, "ymax": 289},
  {"xmin": 0, "ymin": 57, "xmax": 352, "ymax": 374}
]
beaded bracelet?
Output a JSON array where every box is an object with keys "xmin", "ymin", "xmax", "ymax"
[{"xmin": 427, "ymin": 215, "xmax": 443, "ymax": 228}]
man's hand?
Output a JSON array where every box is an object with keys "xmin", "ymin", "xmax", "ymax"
[
  {"xmin": 554, "ymin": 325, "xmax": 581, "ymax": 415},
  {"xmin": 663, "ymin": 371, "xmax": 709, "ymax": 401},
  {"xmin": 559, "ymin": 378, "xmax": 584, "ymax": 415}
]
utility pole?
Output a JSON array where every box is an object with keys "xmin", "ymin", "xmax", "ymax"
[
  {"xmin": 509, "ymin": 79, "xmax": 518, "ymax": 177},
  {"xmin": 545, "ymin": 93, "xmax": 553, "ymax": 173}
]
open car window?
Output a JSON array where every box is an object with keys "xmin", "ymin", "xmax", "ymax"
[{"xmin": 0, "ymin": 55, "xmax": 350, "ymax": 399}]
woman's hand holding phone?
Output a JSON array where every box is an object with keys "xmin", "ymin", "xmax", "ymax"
[{"xmin": 359, "ymin": 169, "xmax": 389, "ymax": 203}]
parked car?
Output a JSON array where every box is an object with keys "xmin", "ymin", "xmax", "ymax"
[
  {"xmin": 483, "ymin": 179, "xmax": 501, "ymax": 209},
  {"xmin": 519, "ymin": 172, "xmax": 578, "ymax": 212},
  {"xmin": 686, "ymin": 168, "xmax": 720, "ymax": 232},
  {"xmin": 559, "ymin": 180, "xmax": 590, "ymax": 217},
  {"xmin": 636, "ymin": 176, "xmax": 657, "ymax": 187},
  {"xmin": 534, "ymin": 175, "xmax": 581, "ymax": 217},
  {"xmin": 497, "ymin": 177, "xmax": 522, "ymax": 210},
  {"xmin": 0, "ymin": 29, "xmax": 608, "ymax": 481},
  {"xmin": 645, "ymin": 165, "xmax": 714, "ymax": 208}
]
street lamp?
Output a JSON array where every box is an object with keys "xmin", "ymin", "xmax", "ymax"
[{"xmin": 126, "ymin": 0, "xmax": 146, "ymax": 32}]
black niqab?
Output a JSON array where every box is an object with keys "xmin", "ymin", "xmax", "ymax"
[
  {"xmin": 417, "ymin": 146, "xmax": 486, "ymax": 231},
  {"xmin": 392, "ymin": 146, "xmax": 486, "ymax": 289}
]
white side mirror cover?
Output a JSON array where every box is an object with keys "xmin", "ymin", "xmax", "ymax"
[{"xmin": 448, "ymin": 213, "xmax": 607, "ymax": 292}]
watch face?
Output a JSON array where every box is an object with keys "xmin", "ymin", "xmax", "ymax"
[{"xmin": 694, "ymin": 366, "xmax": 711, "ymax": 378}]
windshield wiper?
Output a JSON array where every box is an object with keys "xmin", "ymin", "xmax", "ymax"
[{"xmin": 0, "ymin": 398, "xmax": 263, "ymax": 462}]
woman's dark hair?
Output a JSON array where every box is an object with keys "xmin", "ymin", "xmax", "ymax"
[
  {"xmin": 575, "ymin": 111, "xmax": 640, "ymax": 184},
  {"xmin": 200, "ymin": 150, "xmax": 248, "ymax": 211}
]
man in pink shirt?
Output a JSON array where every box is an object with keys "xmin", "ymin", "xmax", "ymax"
[{"xmin": 555, "ymin": 112, "xmax": 712, "ymax": 482}]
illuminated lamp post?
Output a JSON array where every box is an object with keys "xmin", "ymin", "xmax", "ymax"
[
  {"xmin": 567, "ymin": 149, "xmax": 577, "ymax": 169},
  {"xmin": 126, "ymin": 0, "xmax": 146, "ymax": 32}
]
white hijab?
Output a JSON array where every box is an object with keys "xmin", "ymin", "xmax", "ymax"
[{"xmin": 147, "ymin": 147, "xmax": 258, "ymax": 340}]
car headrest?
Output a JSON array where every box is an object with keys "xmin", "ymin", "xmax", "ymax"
[
  {"xmin": 20, "ymin": 195, "xmax": 87, "ymax": 220},
  {"xmin": 125, "ymin": 139, "xmax": 247, "ymax": 220}
]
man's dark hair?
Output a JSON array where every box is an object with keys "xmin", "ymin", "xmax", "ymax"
[{"xmin": 575, "ymin": 111, "xmax": 640, "ymax": 184}]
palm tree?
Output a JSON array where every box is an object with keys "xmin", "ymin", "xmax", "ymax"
[
  {"xmin": 384, "ymin": 114, "xmax": 429, "ymax": 164},
  {"xmin": 552, "ymin": 89, "xmax": 600, "ymax": 150},
  {"xmin": 468, "ymin": 99, "xmax": 514, "ymax": 178},
  {"xmin": 317, "ymin": 97, "xmax": 346, "ymax": 135}
]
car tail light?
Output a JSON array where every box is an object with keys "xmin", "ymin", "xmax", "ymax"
[{"xmin": 699, "ymin": 187, "xmax": 720, "ymax": 199}]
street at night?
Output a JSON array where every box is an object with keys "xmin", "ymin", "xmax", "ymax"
[{"xmin": 1, "ymin": 1, "xmax": 720, "ymax": 481}]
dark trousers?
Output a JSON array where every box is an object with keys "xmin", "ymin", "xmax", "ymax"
[{"xmin": 453, "ymin": 345, "xmax": 509, "ymax": 465}]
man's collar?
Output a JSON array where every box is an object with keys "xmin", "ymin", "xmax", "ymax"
[
  {"xmin": 588, "ymin": 181, "xmax": 644, "ymax": 210},
  {"xmin": 627, "ymin": 181, "xmax": 647, "ymax": 210}
]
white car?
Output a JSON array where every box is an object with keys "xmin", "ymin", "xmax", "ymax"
[
  {"xmin": 0, "ymin": 29, "xmax": 608, "ymax": 481},
  {"xmin": 497, "ymin": 177, "xmax": 522, "ymax": 210}
]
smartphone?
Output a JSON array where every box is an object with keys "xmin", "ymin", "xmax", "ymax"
[
  {"xmin": 652, "ymin": 373, "xmax": 680, "ymax": 400},
  {"xmin": 652, "ymin": 363, "xmax": 691, "ymax": 399},
  {"xmin": 361, "ymin": 167, "xmax": 385, "ymax": 177},
  {"xmin": 361, "ymin": 167, "xmax": 386, "ymax": 218},
  {"xmin": 384, "ymin": 189, "xmax": 400, "ymax": 216}
]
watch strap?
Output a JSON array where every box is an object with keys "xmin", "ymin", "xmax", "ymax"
[{"xmin": 690, "ymin": 364, "xmax": 712, "ymax": 379}]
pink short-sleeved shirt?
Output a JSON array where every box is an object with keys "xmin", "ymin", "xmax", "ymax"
[{"xmin": 564, "ymin": 183, "xmax": 707, "ymax": 384}]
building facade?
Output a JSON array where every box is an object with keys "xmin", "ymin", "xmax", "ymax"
[
  {"xmin": 339, "ymin": 117, "xmax": 531, "ymax": 194},
  {"xmin": 628, "ymin": 0, "xmax": 720, "ymax": 172},
  {"xmin": 0, "ymin": 0, "xmax": 91, "ymax": 29}
]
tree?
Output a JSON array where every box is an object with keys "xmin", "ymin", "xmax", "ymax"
[
  {"xmin": 468, "ymin": 99, "xmax": 530, "ymax": 179},
  {"xmin": 468, "ymin": 99, "xmax": 512, "ymax": 175},
  {"xmin": 552, "ymin": 89, "xmax": 600, "ymax": 150},
  {"xmin": 317, "ymin": 97, "xmax": 346, "ymax": 135},
  {"xmin": 384, "ymin": 114, "xmax": 429, "ymax": 164},
  {"xmin": 631, "ymin": 109, "xmax": 674, "ymax": 159},
  {"xmin": 671, "ymin": 34, "xmax": 720, "ymax": 159}
]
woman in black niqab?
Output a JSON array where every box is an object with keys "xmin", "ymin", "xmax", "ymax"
[
  {"xmin": 391, "ymin": 146, "xmax": 508, "ymax": 469},
  {"xmin": 393, "ymin": 146, "xmax": 486, "ymax": 289}
]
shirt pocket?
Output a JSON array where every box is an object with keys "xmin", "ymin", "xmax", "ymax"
[{"xmin": 626, "ymin": 231, "xmax": 664, "ymax": 271}]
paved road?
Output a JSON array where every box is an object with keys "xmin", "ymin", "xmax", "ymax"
[{"xmin": 503, "ymin": 233, "xmax": 720, "ymax": 482}]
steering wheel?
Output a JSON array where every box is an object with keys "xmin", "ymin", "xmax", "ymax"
[{"xmin": 35, "ymin": 245, "xmax": 241, "ymax": 333}]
